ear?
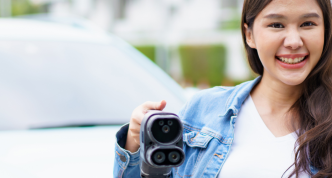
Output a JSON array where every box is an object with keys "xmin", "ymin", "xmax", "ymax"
[{"xmin": 244, "ymin": 23, "xmax": 256, "ymax": 49}]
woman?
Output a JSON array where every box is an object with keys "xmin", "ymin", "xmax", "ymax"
[{"xmin": 114, "ymin": 0, "xmax": 332, "ymax": 177}]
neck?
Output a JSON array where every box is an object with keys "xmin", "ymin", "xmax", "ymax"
[
  {"xmin": 250, "ymin": 74, "xmax": 303, "ymax": 136},
  {"xmin": 251, "ymin": 74, "xmax": 303, "ymax": 113}
]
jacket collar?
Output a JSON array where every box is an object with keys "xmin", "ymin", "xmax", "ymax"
[{"xmin": 224, "ymin": 76, "xmax": 261, "ymax": 116}]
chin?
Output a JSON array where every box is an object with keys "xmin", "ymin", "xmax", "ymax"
[
  {"xmin": 279, "ymin": 77, "xmax": 306, "ymax": 86},
  {"xmin": 276, "ymin": 69, "xmax": 310, "ymax": 86}
]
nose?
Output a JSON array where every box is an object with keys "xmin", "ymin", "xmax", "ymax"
[{"xmin": 284, "ymin": 28, "xmax": 303, "ymax": 50}]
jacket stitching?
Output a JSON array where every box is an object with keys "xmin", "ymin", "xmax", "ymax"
[
  {"xmin": 185, "ymin": 131, "xmax": 213, "ymax": 147},
  {"xmin": 192, "ymin": 147, "xmax": 206, "ymax": 175},
  {"xmin": 201, "ymin": 153, "xmax": 216, "ymax": 177},
  {"xmin": 174, "ymin": 167, "xmax": 192, "ymax": 177},
  {"xmin": 183, "ymin": 124, "xmax": 200, "ymax": 131},
  {"xmin": 200, "ymin": 129, "xmax": 225, "ymax": 143},
  {"xmin": 184, "ymin": 125, "xmax": 231, "ymax": 145},
  {"xmin": 225, "ymin": 87, "xmax": 237, "ymax": 109},
  {"xmin": 190, "ymin": 133, "xmax": 199, "ymax": 142},
  {"xmin": 119, "ymin": 168, "xmax": 124, "ymax": 178},
  {"xmin": 116, "ymin": 156, "xmax": 126, "ymax": 169},
  {"xmin": 181, "ymin": 139, "xmax": 207, "ymax": 176},
  {"xmin": 128, "ymin": 162, "xmax": 140, "ymax": 166},
  {"xmin": 225, "ymin": 78, "xmax": 260, "ymax": 110},
  {"xmin": 115, "ymin": 151, "xmax": 128, "ymax": 169}
]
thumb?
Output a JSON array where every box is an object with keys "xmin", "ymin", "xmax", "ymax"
[
  {"xmin": 143, "ymin": 100, "xmax": 167, "ymax": 112},
  {"xmin": 158, "ymin": 100, "xmax": 167, "ymax": 110}
]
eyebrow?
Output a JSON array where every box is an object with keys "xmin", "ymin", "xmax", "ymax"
[
  {"xmin": 301, "ymin": 13, "xmax": 320, "ymax": 19},
  {"xmin": 264, "ymin": 14, "xmax": 286, "ymax": 19},
  {"xmin": 263, "ymin": 13, "xmax": 321, "ymax": 19}
]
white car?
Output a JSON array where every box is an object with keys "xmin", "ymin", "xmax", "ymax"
[{"xmin": 0, "ymin": 18, "xmax": 186, "ymax": 178}]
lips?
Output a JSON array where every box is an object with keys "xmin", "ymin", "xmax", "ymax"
[
  {"xmin": 277, "ymin": 56, "xmax": 306, "ymax": 64},
  {"xmin": 275, "ymin": 54, "xmax": 309, "ymax": 69},
  {"xmin": 276, "ymin": 53, "xmax": 309, "ymax": 64}
]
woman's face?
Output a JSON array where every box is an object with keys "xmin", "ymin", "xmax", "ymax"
[{"xmin": 245, "ymin": 0, "xmax": 324, "ymax": 86}]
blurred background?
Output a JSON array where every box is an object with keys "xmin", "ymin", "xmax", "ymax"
[
  {"xmin": 0, "ymin": 0, "xmax": 255, "ymax": 90},
  {"xmin": 0, "ymin": 1, "xmax": 258, "ymax": 177}
]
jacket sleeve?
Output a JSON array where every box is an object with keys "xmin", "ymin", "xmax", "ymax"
[{"xmin": 113, "ymin": 123, "xmax": 141, "ymax": 178}]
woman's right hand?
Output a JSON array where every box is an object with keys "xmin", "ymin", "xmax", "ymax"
[{"xmin": 125, "ymin": 100, "xmax": 167, "ymax": 153}]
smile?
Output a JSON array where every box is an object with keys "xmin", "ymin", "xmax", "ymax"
[
  {"xmin": 275, "ymin": 54, "xmax": 309, "ymax": 69},
  {"xmin": 276, "ymin": 55, "xmax": 308, "ymax": 64}
]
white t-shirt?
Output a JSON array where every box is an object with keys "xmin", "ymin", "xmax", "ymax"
[{"xmin": 218, "ymin": 95, "xmax": 309, "ymax": 178}]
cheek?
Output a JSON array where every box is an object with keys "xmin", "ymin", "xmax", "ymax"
[
  {"xmin": 254, "ymin": 30, "xmax": 282, "ymax": 63},
  {"xmin": 304, "ymin": 30, "xmax": 324, "ymax": 63}
]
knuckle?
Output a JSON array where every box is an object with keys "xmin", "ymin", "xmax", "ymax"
[
  {"xmin": 132, "ymin": 133, "xmax": 140, "ymax": 139},
  {"xmin": 134, "ymin": 116, "xmax": 143, "ymax": 124},
  {"xmin": 131, "ymin": 116, "xmax": 138, "ymax": 122},
  {"xmin": 132, "ymin": 128, "xmax": 139, "ymax": 134},
  {"xmin": 129, "ymin": 124, "xmax": 138, "ymax": 130},
  {"xmin": 134, "ymin": 140, "xmax": 140, "ymax": 145}
]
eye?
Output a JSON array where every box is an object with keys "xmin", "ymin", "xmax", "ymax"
[
  {"xmin": 301, "ymin": 21, "xmax": 316, "ymax": 27},
  {"xmin": 268, "ymin": 23, "xmax": 284, "ymax": 28}
]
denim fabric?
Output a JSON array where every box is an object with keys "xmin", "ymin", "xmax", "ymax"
[{"xmin": 113, "ymin": 77, "xmax": 318, "ymax": 177}]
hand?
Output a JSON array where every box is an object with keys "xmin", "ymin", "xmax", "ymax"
[{"xmin": 125, "ymin": 100, "xmax": 167, "ymax": 153}]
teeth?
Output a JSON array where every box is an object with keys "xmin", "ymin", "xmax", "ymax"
[{"xmin": 278, "ymin": 57, "xmax": 305, "ymax": 64}]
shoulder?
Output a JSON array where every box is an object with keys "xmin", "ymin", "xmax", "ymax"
[
  {"xmin": 185, "ymin": 79, "xmax": 256, "ymax": 111},
  {"xmin": 178, "ymin": 78, "xmax": 260, "ymax": 130},
  {"xmin": 181, "ymin": 86, "xmax": 235, "ymax": 114},
  {"xmin": 190, "ymin": 86, "xmax": 235, "ymax": 105},
  {"xmin": 194, "ymin": 86, "xmax": 234, "ymax": 99},
  {"xmin": 177, "ymin": 86, "xmax": 236, "ymax": 128}
]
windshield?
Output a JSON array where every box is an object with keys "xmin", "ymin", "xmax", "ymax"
[{"xmin": 0, "ymin": 40, "xmax": 185, "ymax": 130}]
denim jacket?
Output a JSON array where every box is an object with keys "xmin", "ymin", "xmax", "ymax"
[{"xmin": 114, "ymin": 77, "xmax": 318, "ymax": 177}]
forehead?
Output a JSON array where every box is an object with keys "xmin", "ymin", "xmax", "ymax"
[{"xmin": 258, "ymin": 0, "xmax": 323, "ymax": 18}]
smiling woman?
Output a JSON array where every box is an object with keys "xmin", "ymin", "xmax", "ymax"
[
  {"xmin": 114, "ymin": 0, "xmax": 332, "ymax": 177},
  {"xmin": 242, "ymin": 0, "xmax": 332, "ymax": 177},
  {"xmin": 244, "ymin": 0, "xmax": 325, "ymax": 86}
]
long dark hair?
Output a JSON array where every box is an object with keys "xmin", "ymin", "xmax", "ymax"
[{"xmin": 241, "ymin": 0, "xmax": 332, "ymax": 177}]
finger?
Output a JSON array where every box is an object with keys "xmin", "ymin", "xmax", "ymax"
[
  {"xmin": 131, "ymin": 111, "xmax": 146, "ymax": 125},
  {"xmin": 143, "ymin": 100, "xmax": 167, "ymax": 111},
  {"xmin": 130, "ymin": 132, "xmax": 140, "ymax": 140},
  {"xmin": 129, "ymin": 131, "xmax": 140, "ymax": 146},
  {"xmin": 159, "ymin": 100, "xmax": 167, "ymax": 110},
  {"xmin": 129, "ymin": 123, "xmax": 141, "ymax": 134},
  {"xmin": 133, "ymin": 139, "xmax": 140, "ymax": 146}
]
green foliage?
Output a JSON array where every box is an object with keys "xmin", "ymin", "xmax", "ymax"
[
  {"xmin": 11, "ymin": 0, "xmax": 43, "ymax": 16},
  {"xmin": 219, "ymin": 8, "xmax": 241, "ymax": 30},
  {"xmin": 220, "ymin": 17, "xmax": 241, "ymax": 30},
  {"xmin": 179, "ymin": 44, "xmax": 227, "ymax": 87},
  {"xmin": 134, "ymin": 45, "xmax": 156, "ymax": 63}
]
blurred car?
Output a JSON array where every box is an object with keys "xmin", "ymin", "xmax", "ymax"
[{"xmin": 0, "ymin": 18, "xmax": 186, "ymax": 178}]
